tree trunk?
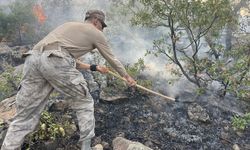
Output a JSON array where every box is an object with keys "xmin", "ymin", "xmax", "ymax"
[{"xmin": 225, "ymin": 24, "xmax": 232, "ymax": 51}]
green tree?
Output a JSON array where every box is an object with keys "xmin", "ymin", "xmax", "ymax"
[
  {"xmin": 224, "ymin": 0, "xmax": 250, "ymax": 51},
  {"xmin": 0, "ymin": 0, "xmax": 36, "ymax": 45},
  {"xmin": 0, "ymin": 64, "xmax": 22, "ymax": 101},
  {"xmin": 110, "ymin": 0, "xmax": 250, "ymax": 99},
  {"xmin": 126, "ymin": 0, "xmax": 236, "ymax": 87},
  {"xmin": 0, "ymin": 8, "xmax": 10, "ymax": 41},
  {"xmin": 206, "ymin": 35, "xmax": 250, "ymax": 99},
  {"xmin": 232, "ymin": 112, "xmax": 250, "ymax": 130}
]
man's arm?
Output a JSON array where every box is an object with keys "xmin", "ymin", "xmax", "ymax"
[
  {"xmin": 95, "ymin": 45, "xmax": 136, "ymax": 86},
  {"xmin": 76, "ymin": 59, "xmax": 135, "ymax": 86},
  {"xmin": 92, "ymin": 31, "xmax": 136, "ymax": 86},
  {"xmin": 76, "ymin": 59, "xmax": 109, "ymax": 74}
]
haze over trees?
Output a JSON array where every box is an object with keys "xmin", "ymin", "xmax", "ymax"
[
  {"xmin": 0, "ymin": 0, "xmax": 249, "ymax": 100},
  {"xmin": 110, "ymin": 0, "xmax": 250, "ymax": 99},
  {"xmin": 0, "ymin": 0, "xmax": 249, "ymax": 149}
]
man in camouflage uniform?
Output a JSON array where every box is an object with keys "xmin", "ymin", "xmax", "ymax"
[{"xmin": 1, "ymin": 10, "xmax": 136, "ymax": 150}]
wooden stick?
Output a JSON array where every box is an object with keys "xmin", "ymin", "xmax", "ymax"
[{"xmin": 108, "ymin": 71, "xmax": 175, "ymax": 101}]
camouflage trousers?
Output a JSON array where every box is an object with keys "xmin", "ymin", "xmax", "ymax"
[{"xmin": 1, "ymin": 49, "xmax": 95, "ymax": 150}]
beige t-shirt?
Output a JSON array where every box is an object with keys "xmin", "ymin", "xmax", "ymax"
[{"xmin": 33, "ymin": 22, "xmax": 127, "ymax": 77}]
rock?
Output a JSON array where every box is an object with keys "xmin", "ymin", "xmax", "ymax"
[
  {"xmin": 115, "ymin": 132, "xmax": 125, "ymax": 138},
  {"xmin": 82, "ymin": 71, "xmax": 100, "ymax": 93},
  {"xmin": 243, "ymin": 144, "xmax": 250, "ymax": 149},
  {"xmin": 220, "ymin": 131, "xmax": 229, "ymax": 140},
  {"xmin": 0, "ymin": 44, "xmax": 27, "ymax": 70},
  {"xmin": 49, "ymin": 99, "xmax": 69, "ymax": 112},
  {"xmin": 44, "ymin": 141, "xmax": 57, "ymax": 150},
  {"xmin": 144, "ymin": 141, "xmax": 154, "ymax": 148},
  {"xmin": 80, "ymin": 51, "xmax": 107, "ymax": 97},
  {"xmin": 100, "ymin": 90, "xmax": 128, "ymax": 102},
  {"xmin": 146, "ymin": 117, "xmax": 153, "ymax": 123},
  {"xmin": 96, "ymin": 108, "xmax": 105, "ymax": 114},
  {"xmin": 224, "ymin": 125, "xmax": 229, "ymax": 131},
  {"xmin": 92, "ymin": 144, "xmax": 103, "ymax": 150},
  {"xmin": 0, "ymin": 96, "xmax": 16, "ymax": 123},
  {"xmin": 113, "ymin": 137, "xmax": 153, "ymax": 150},
  {"xmin": 236, "ymin": 131, "xmax": 243, "ymax": 137},
  {"xmin": 187, "ymin": 103, "xmax": 210, "ymax": 122},
  {"xmin": 101, "ymin": 141, "xmax": 109, "ymax": 149},
  {"xmin": 93, "ymin": 136, "xmax": 102, "ymax": 146},
  {"xmin": 164, "ymin": 127, "xmax": 202, "ymax": 143},
  {"xmin": 12, "ymin": 45, "xmax": 30, "ymax": 57},
  {"xmin": 233, "ymin": 144, "xmax": 240, "ymax": 150},
  {"xmin": 0, "ymin": 43, "xmax": 12, "ymax": 73},
  {"xmin": 0, "ymin": 43, "xmax": 12, "ymax": 54},
  {"xmin": 64, "ymin": 124, "xmax": 77, "ymax": 135},
  {"xmin": 164, "ymin": 127, "xmax": 178, "ymax": 138},
  {"xmin": 121, "ymin": 116, "xmax": 131, "ymax": 126},
  {"xmin": 180, "ymin": 134, "xmax": 202, "ymax": 143}
]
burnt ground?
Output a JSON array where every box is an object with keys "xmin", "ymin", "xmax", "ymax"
[
  {"xmin": 1, "ymin": 45, "xmax": 249, "ymax": 150},
  {"xmin": 93, "ymin": 91, "xmax": 250, "ymax": 150},
  {"xmin": 1, "ymin": 89, "xmax": 249, "ymax": 150}
]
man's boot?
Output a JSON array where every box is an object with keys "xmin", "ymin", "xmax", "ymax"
[{"xmin": 81, "ymin": 140, "xmax": 91, "ymax": 150}]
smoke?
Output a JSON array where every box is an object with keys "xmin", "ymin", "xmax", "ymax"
[
  {"xmin": 0, "ymin": 0, "xmax": 15, "ymax": 5},
  {"xmin": 1, "ymin": 0, "xmax": 197, "ymax": 96},
  {"xmin": 40, "ymin": 0, "xmax": 196, "ymax": 95}
]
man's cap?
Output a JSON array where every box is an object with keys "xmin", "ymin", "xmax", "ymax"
[{"xmin": 85, "ymin": 9, "xmax": 107, "ymax": 28}]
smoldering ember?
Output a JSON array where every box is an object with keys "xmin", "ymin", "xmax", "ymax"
[{"xmin": 0, "ymin": 0, "xmax": 249, "ymax": 150}]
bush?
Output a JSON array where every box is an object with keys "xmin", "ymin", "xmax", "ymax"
[
  {"xmin": 232, "ymin": 113, "xmax": 250, "ymax": 130},
  {"xmin": 0, "ymin": 64, "xmax": 22, "ymax": 101},
  {"xmin": 0, "ymin": 0, "xmax": 37, "ymax": 45},
  {"xmin": 28, "ymin": 111, "xmax": 66, "ymax": 141},
  {"xmin": 206, "ymin": 35, "xmax": 250, "ymax": 99},
  {"xmin": 104, "ymin": 58, "xmax": 152, "ymax": 94}
]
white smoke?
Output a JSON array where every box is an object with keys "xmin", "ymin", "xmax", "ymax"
[
  {"xmin": 1, "ymin": 0, "xmax": 197, "ymax": 96},
  {"xmin": 45, "ymin": 0, "xmax": 193, "ymax": 96}
]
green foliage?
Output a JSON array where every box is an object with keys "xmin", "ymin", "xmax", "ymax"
[
  {"xmin": 0, "ymin": 120, "xmax": 3, "ymax": 128},
  {"xmin": 0, "ymin": 0, "xmax": 37, "ymax": 44},
  {"xmin": 225, "ymin": 38, "xmax": 250, "ymax": 100},
  {"xmin": 0, "ymin": 8, "xmax": 11, "ymax": 40},
  {"xmin": 126, "ymin": 58, "xmax": 152, "ymax": 89},
  {"xmin": 111, "ymin": 0, "xmax": 250, "ymax": 99},
  {"xmin": 0, "ymin": 64, "xmax": 22, "ymax": 101},
  {"xmin": 126, "ymin": 58, "xmax": 145, "ymax": 77},
  {"xmin": 28, "ymin": 111, "xmax": 66, "ymax": 142},
  {"xmin": 232, "ymin": 113, "xmax": 250, "ymax": 130},
  {"xmin": 105, "ymin": 58, "xmax": 152, "ymax": 93},
  {"xmin": 25, "ymin": 110, "xmax": 76, "ymax": 149},
  {"xmin": 113, "ymin": 0, "xmax": 237, "ymax": 89},
  {"xmin": 206, "ymin": 35, "xmax": 250, "ymax": 99},
  {"xmin": 196, "ymin": 87, "xmax": 206, "ymax": 96}
]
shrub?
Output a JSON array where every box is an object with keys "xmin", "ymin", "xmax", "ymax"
[
  {"xmin": 26, "ymin": 111, "xmax": 67, "ymax": 148},
  {"xmin": 104, "ymin": 58, "xmax": 152, "ymax": 94},
  {"xmin": 232, "ymin": 113, "xmax": 250, "ymax": 130},
  {"xmin": 0, "ymin": 64, "xmax": 21, "ymax": 101}
]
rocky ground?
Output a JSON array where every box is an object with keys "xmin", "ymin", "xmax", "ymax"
[
  {"xmin": 95, "ymin": 91, "xmax": 250, "ymax": 150},
  {"xmin": 0, "ymin": 43, "xmax": 250, "ymax": 150},
  {"xmin": 1, "ymin": 90, "xmax": 249, "ymax": 150}
]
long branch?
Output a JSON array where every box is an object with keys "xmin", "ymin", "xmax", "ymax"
[{"xmin": 168, "ymin": 15, "xmax": 198, "ymax": 86}]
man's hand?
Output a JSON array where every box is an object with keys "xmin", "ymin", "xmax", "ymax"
[
  {"xmin": 96, "ymin": 66, "xmax": 109, "ymax": 74},
  {"xmin": 124, "ymin": 75, "xmax": 136, "ymax": 87}
]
